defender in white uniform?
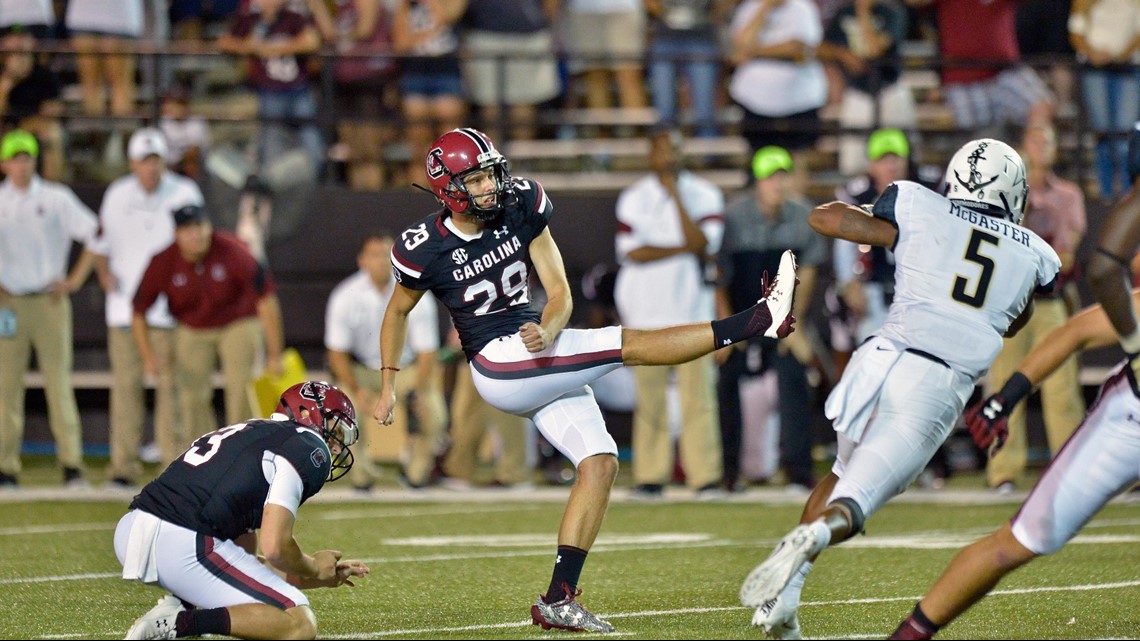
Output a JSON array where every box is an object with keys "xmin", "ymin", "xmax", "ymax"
[
  {"xmin": 885, "ymin": 123, "xmax": 1140, "ymax": 641},
  {"xmin": 738, "ymin": 138, "xmax": 1061, "ymax": 639}
]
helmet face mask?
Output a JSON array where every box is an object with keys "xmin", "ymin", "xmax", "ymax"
[
  {"xmin": 944, "ymin": 138, "xmax": 1029, "ymax": 225},
  {"xmin": 425, "ymin": 128, "xmax": 515, "ymax": 220},
  {"xmin": 276, "ymin": 381, "xmax": 359, "ymax": 482}
]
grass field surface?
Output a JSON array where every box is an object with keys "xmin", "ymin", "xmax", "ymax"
[{"xmin": 1, "ymin": 464, "xmax": 1137, "ymax": 640}]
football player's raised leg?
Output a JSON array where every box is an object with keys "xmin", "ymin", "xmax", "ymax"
[{"xmin": 622, "ymin": 250, "xmax": 798, "ymax": 366}]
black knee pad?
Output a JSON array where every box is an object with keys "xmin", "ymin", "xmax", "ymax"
[{"xmin": 832, "ymin": 497, "xmax": 866, "ymax": 542}]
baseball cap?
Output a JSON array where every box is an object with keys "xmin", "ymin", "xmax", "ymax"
[
  {"xmin": 128, "ymin": 127, "xmax": 169, "ymax": 161},
  {"xmin": 1, "ymin": 129, "xmax": 39, "ymax": 160},
  {"xmin": 751, "ymin": 146, "xmax": 793, "ymax": 180},
  {"xmin": 172, "ymin": 204, "xmax": 209, "ymax": 226},
  {"xmin": 867, "ymin": 128, "xmax": 910, "ymax": 160}
]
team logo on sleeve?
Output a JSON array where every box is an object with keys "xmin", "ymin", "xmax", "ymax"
[
  {"xmin": 426, "ymin": 148, "xmax": 446, "ymax": 179},
  {"xmin": 310, "ymin": 447, "xmax": 327, "ymax": 468},
  {"xmin": 452, "ymin": 248, "xmax": 468, "ymax": 264}
]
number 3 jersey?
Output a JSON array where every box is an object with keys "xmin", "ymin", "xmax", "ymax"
[
  {"xmin": 391, "ymin": 178, "xmax": 553, "ymax": 361},
  {"xmin": 872, "ymin": 181, "xmax": 1061, "ymax": 378},
  {"xmin": 130, "ymin": 419, "xmax": 330, "ymax": 541}
]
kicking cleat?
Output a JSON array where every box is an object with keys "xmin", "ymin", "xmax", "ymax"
[
  {"xmin": 762, "ymin": 250, "xmax": 798, "ymax": 339},
  {"xmin": 740, "ymin": 524, "xmax": 822, "ymax": 608},
  {"xmin": 751, "ymin": 594, "xmax": 802, "ymax": 639},
  {"xmin": 124, "ymin": 594, "xmax": 185, "ymax": 640},
  {"xmin": 531, "ymin": 587, "xmax": 615, "ymax": 633}
]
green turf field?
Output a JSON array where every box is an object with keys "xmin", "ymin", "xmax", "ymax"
[{"xmin": 1, "ymin": 467, "xmax": 1137, "ymax": 640}]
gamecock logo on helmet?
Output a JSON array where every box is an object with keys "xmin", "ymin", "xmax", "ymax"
[{"xmin": 426, "ymin": 148, "xmax": 446, "ymax": 179}]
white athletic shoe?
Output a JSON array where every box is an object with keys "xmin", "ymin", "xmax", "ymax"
[
  {"xmin": 752, "ymin": 594, "xmax": 802, "ymax": 639},
  {"xmin": 740, "ymin": 524, "xmax": 821, "ymax": 607},
  {"xmin": 762, "ymin": 250, "xmax": 798, "ymax": 339},
  {"xmin": 124, "ymin": 594, "xmax": 185, "ymax": 640}
]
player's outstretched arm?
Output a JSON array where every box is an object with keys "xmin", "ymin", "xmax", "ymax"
[
  {"xmin": 965, "ymin": 289, "xmax": 1140, "ymax": 454},
  {"xmin": 1018, "ymin": 289, "xmax": 1140, "ymax": 386},
  {"xmin": 259, "ymin": 505, "xmax": 340, "ymax": 585},
  {"xmin": 808, "ymin": 201, "xmax": 898, "ymax": 248}
]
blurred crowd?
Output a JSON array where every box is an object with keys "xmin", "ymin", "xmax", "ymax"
[{"xmin": 0, "ymin": 0, "xmax": 1136, "ymax": 198}]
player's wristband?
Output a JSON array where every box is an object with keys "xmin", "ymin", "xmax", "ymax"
[
  {"xmin": 380, "ymin": 366, "xmax": 401, "ymax": 372},
  {"xmin": 997, "ymin": 371, "xmax": 1033, "ymax": 408},
  {"xmin": 1120, "ymin": 329, "xmax": 1140, "ymax": 356}
]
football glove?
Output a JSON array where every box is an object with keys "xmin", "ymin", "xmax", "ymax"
[
  {"xmin": 965, "ymin": 371, "xmax": 1033, "ymax": 457},
  {"xmin": 965, "ymin": 394, "xmax": 1011, "ymax": 455}
]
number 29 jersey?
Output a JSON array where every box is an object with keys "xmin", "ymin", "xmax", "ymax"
[
  {"xmin": 872, "ymin": 181, "xmax": 1061, "ymax": 378},
  {"xmin": 391, "ymin": 178, "xmax": 553, "ymax": 361}
]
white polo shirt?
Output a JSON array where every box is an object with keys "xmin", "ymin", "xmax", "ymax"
[
  {"xmin": 0, "ymin": 176, "xmax": 97, "ymax": 295},
  {"xmin": 0, "ymin": 0, "xmax": 55, "ymax": 28},
  {"xmin": 86, "ymin": 171, "xmax": 203, "ymax": 328},
  {"xmin": 614, "ymin": 171, "xmax": 724, "ymax": 329},
  {"xmin": 729, "ymin": 0, "xmax": 827, "ymax": 117},
  {"xmin": 324, "ymin": 270, "xmax": 441, "ymax": 370},
  {"xmin": 64, "ymin": 0, "xmax": 143, "ymax": 37}
]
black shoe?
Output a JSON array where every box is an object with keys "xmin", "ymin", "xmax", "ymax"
[
  {"xmin": 628, "ymin": 483, "xmax": 664, "ymax": 499},
  {"xmin": 63, "ymin": 466, "xmax": 88, "ymax": 489},
  {"xmin": 0, "ymin": 471, "xmax": 17, "ymax": 488},
  {"xmin": 107, "ymin": 477, "xmax": 135, "ymax": 489}
]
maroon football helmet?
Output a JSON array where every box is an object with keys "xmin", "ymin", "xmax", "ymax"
[
  {"xmin": 276, "ymin": 381, "xmax": 358, "ymax": 481},
  {"xmin": 424, "ymin": 128, "xmax": 514, "ymax": 219}
]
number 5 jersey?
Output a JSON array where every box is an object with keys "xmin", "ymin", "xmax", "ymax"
[{"xmin": 871, "ymin": 180, "xmax": 1060, "ymax": 379}]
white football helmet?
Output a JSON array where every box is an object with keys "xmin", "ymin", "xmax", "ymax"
[{"xmin": 944, "ymin": 138, "xmax": 1029, "ymax": 225}]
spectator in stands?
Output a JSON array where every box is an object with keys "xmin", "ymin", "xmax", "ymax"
[
  {"xmin": 1016, "ymin": 0, "xmax": 1076, "ymax": 107},
  {"xmin": 458, "ymin": 0, "xmax": 561, "ymax": 141},
  {"xmin": 391, "ymin": 0, "xmax": 468, "ymax": 182},
  {"xmin": 169, "ymin": 0, "xmax": 240, "ymax": 40},
  {"xmin": 561, "ymin": 0, "xmax": 650, "ymax": 133},
  {"xmin": 0, "ymin": 0, "xmax": 55, "ymax": 39},
  {"xmin": 818, "ymin": 0, "xmax": 916, "ymax": 176},
  {"xmin": 907, "ymin": 0, "xmax": 1054, "ymax": 135},
  {"xmin": 64, "ymin": 0, "xmax": 144, "ymax": 116},
  {"xmin": 441, "ymin": 337, "xmax": 533, "ymax": 490},
  {"xmin": 645, "ymin": 0, "xmax": 733, "ymax": 138},
  {"xmin": 1068, "ymin": 0, "xmax": 1140, "ymax": 202},
  {"xmin": 615, "ymin": 127, "xmax": 725, "ymax": 498},
  {"xmin": 717, "ymin": 146, "xmax": 826, "ymax": 492},
  {"xmin": 158, "ymin": 85, "xmax": 210, "ymax": 182},
  {"xmin": 85, "ymin": 128, "xmax": 203, "ymax": 488},
  {"xmin": 728, "ymin": 0, "xmax": 828, "ymax": 166},
  {"xmin": 0, "ymin": 129, "xmax": 97, "ymax": 489},
  {"xmin": 324, "ymin": 231, "xmax": 448, "ymax": 491},
  {"xmin": 132, "ymin": 204, "xmax": 285, "ymax": 446},
  {"xmin": 985, "ymin": 122, "xmax": 1087, "ymax": 493},
  {"xmin": 305, "ymin": 0, "xmax": 400, "ymax": 190},
  {"xmin": 0, "ymin": 29, "xmax": 65, "ymax": 181},
  {"xmin": 218, "ymin": 0, "xmax": 325, "ymax": 173}
]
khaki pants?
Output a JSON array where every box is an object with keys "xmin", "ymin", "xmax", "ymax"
[
  {"xmin": 0, "ymin": 294, "xmax": 83, "ymax": 475},
  {"xmin": 175, "ymin": 318, "xmax": 262, "ymax": 442},
  {"xmin": 345, "ymin": 364, "xmax": 448, "ymax": 487},
  {"xmin": 107, "ymin": 326, "xmax": 182, "ymax": 480},
  {"xmin": 631, "ymin": 355, "xmax": 722, "ymax": 489},
  {"xmin": 986, "ymin": 297, "xmax": 1085, "ymax": 486},
  {"xmin": 444, "ymin": 365, "xmax": 530, "ymax": 485}
]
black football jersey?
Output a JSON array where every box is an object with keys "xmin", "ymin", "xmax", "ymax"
[
  {"xmin": 130, "ymin": 419, "xmax": 330, "ymax": 541},
  {"xmin": 391, "ymin": 177, "xmax": 554, "ymax": 360}
]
